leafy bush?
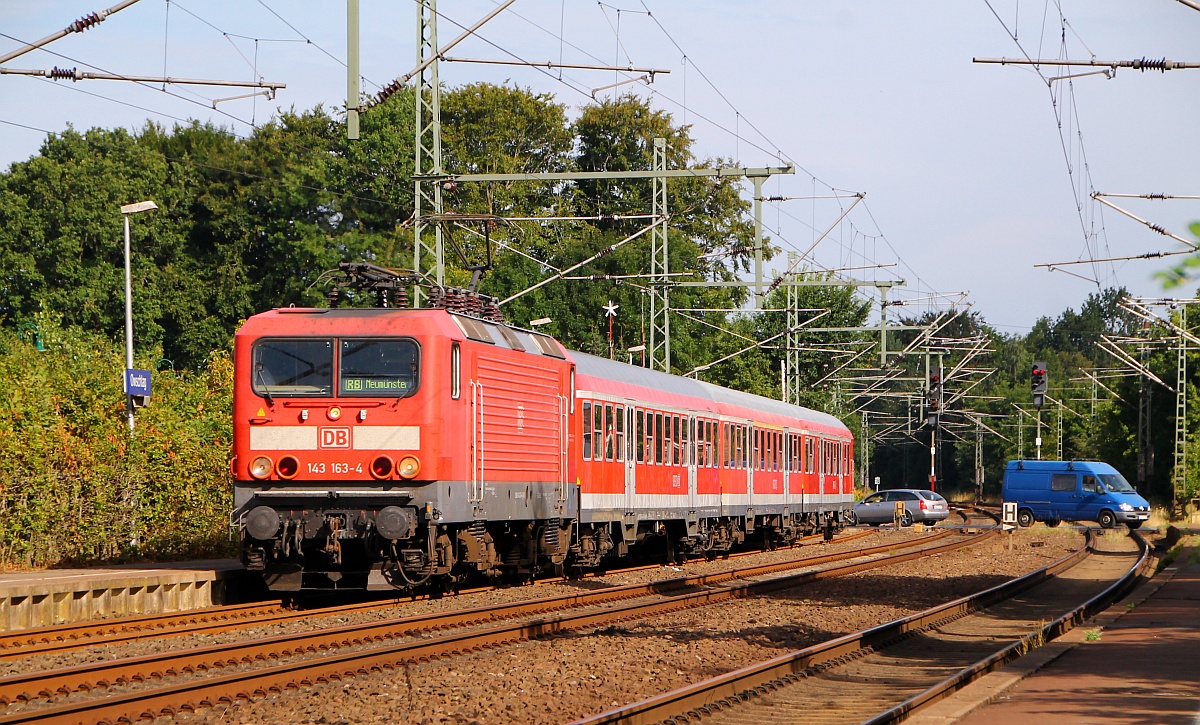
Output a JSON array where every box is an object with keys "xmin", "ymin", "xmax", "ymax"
[{"xmin": 0, "ymin": 317, "xmax": 233, "ymax": 567}]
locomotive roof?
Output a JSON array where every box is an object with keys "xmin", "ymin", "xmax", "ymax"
[
  {"xmin": 571, "ymin": 351, "xmax": 848, "ymax": 434},
  {"xmin": 239, "ymin": 308, "xmax": 847, "ymax": 434}
]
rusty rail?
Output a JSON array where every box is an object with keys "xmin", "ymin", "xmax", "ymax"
[
  {"xmin": 0, "ymin": 530, "xmax": 857, "ymax": 660},
  {"xmin": 0, "ymin": 531, "xmax": 989, "ymax": 723},
  {"xmin": 571, "ymin": 529, "xmax": 1146, "ymax": 725}
]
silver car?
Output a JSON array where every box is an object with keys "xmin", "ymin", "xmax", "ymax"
[{"xmin": 850, "ymin": 489, "xmax": 950, "ymax": 527}]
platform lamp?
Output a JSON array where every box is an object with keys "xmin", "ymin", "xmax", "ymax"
[{"xmin": 120, "ymin": 200, "xmax": 158, "ymax": 432}]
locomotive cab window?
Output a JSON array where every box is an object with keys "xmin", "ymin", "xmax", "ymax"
[
  {"xmin": 339, "ymin": 339, "xmax": 420, "ymax": 397},
  {"xmin": 253, "ymin": 339, "xmax": 333, "ymax": 397}
]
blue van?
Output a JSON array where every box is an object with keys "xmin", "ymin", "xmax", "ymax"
[{"xmin": 1002, "ymin": 460, "xmax": 1151, "ymax": 529}]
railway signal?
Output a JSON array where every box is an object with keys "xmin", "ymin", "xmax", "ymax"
[
  {"xmin": 1031, "ymin": 362, "xmax": 1048, "ymax": 408},
  {"xmin": 925, "ymin": 367, "xmax": 943, "ymax": 427}
]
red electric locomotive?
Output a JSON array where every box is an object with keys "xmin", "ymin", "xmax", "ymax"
[{"xmin": 233, "ymin": 267, "xmax": 854, "ymax": 591}]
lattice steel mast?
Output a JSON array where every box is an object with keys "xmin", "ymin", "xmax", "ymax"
[{"xmin": 412, "ymin": 0, "xmax": 446, "ymax": 305}]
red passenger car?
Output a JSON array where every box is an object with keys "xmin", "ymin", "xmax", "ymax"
[{"xmin": 233, "ymin": 298, "xmax": 853, "ymax": 591}]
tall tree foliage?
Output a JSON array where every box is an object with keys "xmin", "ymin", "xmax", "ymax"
[{"xmin": 5, "ymin": 80, "xmax": 1196, "ymax": 571}]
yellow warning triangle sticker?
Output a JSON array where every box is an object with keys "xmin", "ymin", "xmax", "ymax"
[{"xmin": 257, "ymin": 407, "xmax": 266, "ymax": 417}]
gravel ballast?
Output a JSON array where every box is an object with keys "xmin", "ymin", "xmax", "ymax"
[{"xmin": 159, "ymin": 528, "xmax": 1088, "ymax": 725}]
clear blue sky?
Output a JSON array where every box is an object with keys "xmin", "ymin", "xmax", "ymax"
[{"xmin": 2, "ymin": 1, "xmax": 1198, "ymax": 333}]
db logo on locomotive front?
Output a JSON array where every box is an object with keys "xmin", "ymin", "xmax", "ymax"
[{"xmin": 319, "ymin": 427, "xmax": 351, "ymax": 449}]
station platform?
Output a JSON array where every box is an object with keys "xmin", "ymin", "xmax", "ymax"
[
  {"xmin": 0, "ymin": 559, "xmax": 250, "ymax": 632},
  {"xmin": 913, "ymin": 531, "xmax": 1200, "ymax": 724}
]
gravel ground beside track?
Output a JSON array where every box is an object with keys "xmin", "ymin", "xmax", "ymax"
[
  {"xmin": 0, "ymin": 530, "xmax": 891, "ymax": 677},
  {"xmin": 166, "ymin": 528, "xmax": 1088, "ymax": 725}
]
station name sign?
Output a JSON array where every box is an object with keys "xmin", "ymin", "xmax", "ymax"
[{"xmin": 125, "ymin": 368, "xmax": 152, "ymax": 397}]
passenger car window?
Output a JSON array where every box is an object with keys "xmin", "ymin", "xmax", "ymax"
[
  {"xmin": 1051, "ymin": 474, "xmax": 1077, "ymax": 492},
  {"xmin": 582, "ymin": 402, "xmax": 592, "ymax": 459},
  {"xmin": 1082, "ymin": 475, "xmax": 1102, "ymax": 494},
  {"xmin": 863, "ymin": 494, "xmax": 884, "ymax": 504}
]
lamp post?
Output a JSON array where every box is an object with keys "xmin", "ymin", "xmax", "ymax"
[{"xmin": 120, "ymin": 200, "xmax": 158, "ymax": 431}]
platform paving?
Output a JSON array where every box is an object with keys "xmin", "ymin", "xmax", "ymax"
[
  {"xmin": 912, "ymin": 533, "xmax": 1200, "ymax": 725},
  {"xmin": 0, "ymin": 558, "xmax": 250, "ymax": 632}
]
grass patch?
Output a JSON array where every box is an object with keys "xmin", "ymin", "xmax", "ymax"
[
  {"xmin": 1016, "ymin": 621, "xmax": 1048, "ymax": 656},
  {"xmin": 1085, "ymin": 628, "xmax": 1102, "ymax": 642}
]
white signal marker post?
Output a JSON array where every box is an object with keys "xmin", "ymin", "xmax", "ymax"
[
  {"xmin": 603, "ymin": 301, "xmax": 619, "ymax": 359},
  {"xmin": 1002, "ymin": 501, "xmax": 1018, "ymax": 552}
]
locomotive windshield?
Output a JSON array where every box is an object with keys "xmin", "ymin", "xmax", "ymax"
[
  {"xmin": 339, "ymin": 339, "xmax": 420, "ymax": 397},
  {"xmin": 252, "ymin": 339, "xmax": 334, "ymax": 396}
]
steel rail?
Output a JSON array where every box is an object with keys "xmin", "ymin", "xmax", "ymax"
[
  {"xmin": 865, "ymin": 530, "xmax": 1150, "ymax": 723},
  {"xmin": 570, "ymin": 529, "xmax": 1143, "ymax": 725},
  {"xmin": 0, "ymin": 601, "xmax": 288, "ymax": 655},
  {"xmin": 0, "ymin": 531, "xmax": 853, "ymax": 659},
  {"xmin": 0, "ymin": 530, "xmax": 898, "ymax": 705},
  {"xmin": 0, "ymin": 532, "xmax": 987, "ymax": 723}
]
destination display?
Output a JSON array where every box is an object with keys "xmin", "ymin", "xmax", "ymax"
[{"xmin": 341, "ymin": 377, "xmax": 412, "ymax": 393}]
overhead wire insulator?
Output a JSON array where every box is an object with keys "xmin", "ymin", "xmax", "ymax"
[
  {"xmin": 1131, "ymin": 57, "xmax": 1170, "ymax": 72},
  {"xmin": 47, "ymin": 66, "xmax": 79, "ymax": 81},
  {"xmin": 373, "ymin": 80, "xmax": 404, "ymax": 107},
  {"xmin": 67, "ymin": 12, "xmax": 105, "ymax": 33}
]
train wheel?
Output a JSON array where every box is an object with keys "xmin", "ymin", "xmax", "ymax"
[{"xmin": 845, "ymin": 511, "xmax": 859, "ymax": 527}]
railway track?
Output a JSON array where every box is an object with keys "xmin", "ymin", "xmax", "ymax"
[
  {"xmin": 0, "ymin": 528, "xmax": 991, "ymax": 724},
  {"xmin": 0, "ymin": 531, "xmax": 867, "ymax": 660},
  {"xmin": 570, "ymin": 528, "xmax": 1148, "ymax": 725}
]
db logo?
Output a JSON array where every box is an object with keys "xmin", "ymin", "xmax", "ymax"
[{"xmin": 319, "ymin": 427, "xmax": 351, "ymax": 449}]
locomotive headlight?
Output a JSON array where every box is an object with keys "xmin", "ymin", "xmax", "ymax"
[
  {"xmin": 398, "ymin": 455, "xmax": 421, "ymax": 479},
  {"xmin": 245, "ymin": 506, "xmax": 281, "ymax": 539},
  {"xmin": 249, "ymin": 456, "xmax": 274, "ymax": 480},
  {"xmin": 327, "ymin": 406, "xmax": 342, "ymax": 421}
]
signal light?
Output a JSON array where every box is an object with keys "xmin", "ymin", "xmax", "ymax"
[
  {"xmin": 370, "ymin": 455, "xmax": 394, "ymax": 480},
  {"xmin": 276, "ymin": 455, "xmax": 299, "ymax": 479},
  {"xmin": 1031, "ymin": 361, "xmax": 1048, "ymax": 407}
]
